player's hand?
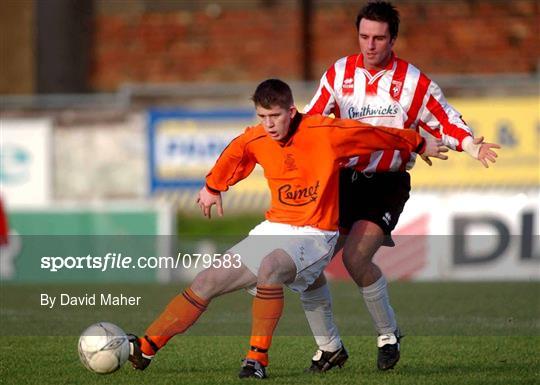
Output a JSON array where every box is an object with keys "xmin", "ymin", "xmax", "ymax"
[
  {"xmin": 420, "ymin": 153, "xmax": 434, "ymax": 166},
  {"xmin": 420, "ymin": 137, "xmax": 449, "ymax": 166},
  {"xmin": 474, "ymin": 136, "xmax": 501, "ymax": 168},
  {"xmin": 196, "ymin": 186, "xmax": 223, "ymax": 219}
]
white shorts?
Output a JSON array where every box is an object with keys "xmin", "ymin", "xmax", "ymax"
[{"xmin": 228, "ymin": 220, "xmax": 338, "ymax": 293}]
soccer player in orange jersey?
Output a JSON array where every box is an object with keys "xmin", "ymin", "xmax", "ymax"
[{"xmin": 127, "ymin": 79, "xmax": 447, "ymax": 379}]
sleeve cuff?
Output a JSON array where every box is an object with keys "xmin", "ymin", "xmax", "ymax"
[
  {"xmin": 461, "ymin": 136, "xmax": 479, "ymax": 158},
  {"xmin": 415, "ymin": 138, "xmax": 426, "ymax": 154},
  {"xmin": 205, "ymin": 184, "xmax": 221, "ymax": 196}
]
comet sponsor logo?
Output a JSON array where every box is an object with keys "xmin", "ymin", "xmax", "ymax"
[{"xmin": 278, "ymin": 181, "xmax": 320, "ymax": 206}]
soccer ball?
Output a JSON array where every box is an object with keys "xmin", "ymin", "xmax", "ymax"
[{"xmin": 78, "ymin": 322, "xmax": 130, "ymax": 374}]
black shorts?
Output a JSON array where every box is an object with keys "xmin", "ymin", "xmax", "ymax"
[{"xmin": 339, "ymin": 169, "xmax": 411, "ymax": 238}]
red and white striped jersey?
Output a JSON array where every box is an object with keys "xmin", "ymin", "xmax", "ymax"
[{"xmin": 304, "ymin": 53, "xmax": 473, "ymax": 171}]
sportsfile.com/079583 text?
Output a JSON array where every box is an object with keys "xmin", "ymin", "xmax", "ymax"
[{"xmin": 39, "ymin": 252, "xmax": 243, "ymax": 272}]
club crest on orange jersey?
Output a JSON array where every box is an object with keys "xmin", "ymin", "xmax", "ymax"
[{"xmin": 284, "ymin": 153, "xmax": 298, "ymax": 172}]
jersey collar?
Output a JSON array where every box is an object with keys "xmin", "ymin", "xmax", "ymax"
[{"xmin": 279, "ymin": 112, "xmax": 303, "ymax": 147}]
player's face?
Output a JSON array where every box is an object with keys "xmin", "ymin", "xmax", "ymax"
[
  {"xmin": 358, "ymin": 18, "xmax": 396, "ymax": 70},
  {"xmin": 256, "ymin": 104, "xmax": 297, "ymax": 141}
]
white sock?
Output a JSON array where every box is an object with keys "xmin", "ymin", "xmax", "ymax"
[
  {"xmin": 360, "ymin": 275, "xmax": 397, "ymax": 335},
  {"xmin": 300, "ymin": 284, "xmax": 342, "ymax": 352}
]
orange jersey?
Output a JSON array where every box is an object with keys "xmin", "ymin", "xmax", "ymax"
[{"xmin": 206, "ymin": 113, "xmax": 425, "ymax": 231}]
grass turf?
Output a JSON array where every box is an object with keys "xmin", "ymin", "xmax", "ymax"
[{"xmin": 1, "ymin": 281, "xmax": 538, "ymax": 385}]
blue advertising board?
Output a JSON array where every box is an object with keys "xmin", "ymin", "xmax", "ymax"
[{"xmin": 147, "ymin": 108, "xmax": 255, "ymax": 193}]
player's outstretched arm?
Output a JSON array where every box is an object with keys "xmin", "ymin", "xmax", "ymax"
[
  {"xmin": 196, "ymin": 186, "xmax": 223, "ymax": 219},
  {"xmin": 420, "ymin": 137, "xmax": 449, "ymax": 166}
]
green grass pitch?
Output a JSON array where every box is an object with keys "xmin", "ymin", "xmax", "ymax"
[{"xmin": 1, "ymin": 281, "xmax": 538, "ymax": 385}]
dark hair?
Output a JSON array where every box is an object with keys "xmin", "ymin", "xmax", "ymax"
[
  {"xmin": 251, "ymin": 79, "xmax": 294, "ymax": 109},
  {"xmin": 356, "ymin": 1, "xmax": 400, "ymax": 40}
]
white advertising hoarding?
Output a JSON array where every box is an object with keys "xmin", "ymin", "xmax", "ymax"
[
  {"xmin": 388, "ymin": 191, "xmax": 539, "ymax": 280},
  {"xmin": 326, "ymin": 190, "xmax": 539, "ymax": 281},
  {"xmin": 0, "ymin": 119, "xmax": 53, "ymax": 207}
]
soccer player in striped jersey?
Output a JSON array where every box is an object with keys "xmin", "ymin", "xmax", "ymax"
[
  {"xmin": 302, "ymin": 1, "xmax": 500, "ymax": 372},
  {"xmin": 127, "ymin": 79, "xmax": 447, "ymax": 379}
]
